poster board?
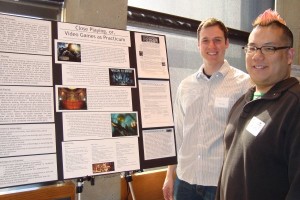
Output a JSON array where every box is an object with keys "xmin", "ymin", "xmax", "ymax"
[{"xmin": 0, "ymin": 14, "xmax": 177, "ymax": 189}]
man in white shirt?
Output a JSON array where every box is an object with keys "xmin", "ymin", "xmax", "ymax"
[{"xmin": 162, "ymin": 18, "xmax": 251, "ymax": 200}]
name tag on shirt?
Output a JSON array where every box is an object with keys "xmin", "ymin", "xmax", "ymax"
[
  {"xmin": 214, "ymin": 97, "xmax": 229, "ymax": 108},
  {"xmin": 246, "ymin": 116, "xmax": 265, "ymax": 136}
]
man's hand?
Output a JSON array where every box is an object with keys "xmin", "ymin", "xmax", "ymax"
[
  {"xmin": 162, "ymin": 165, "xmax": 176, "ymax": 200},
  {"xmin": 162, "ymin": 176, "xmax": 174, "ymax": 200}
]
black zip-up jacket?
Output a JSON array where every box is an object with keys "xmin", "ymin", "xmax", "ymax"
[{"xmin": 216, "ymin": 77, "xmax": 300, "ymax": 200}]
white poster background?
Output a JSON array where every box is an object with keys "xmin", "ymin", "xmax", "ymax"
[
  {"xmin": 62, "ymin": 64, "xmax": 111, "ymax": 86},
  {"xmin": 61, "ymin": 64, "xmax": 136, "ymax": 88},
  {"xmin": 0, "ymin": 154, "xmax": 57, "ymax": 188},
  {"xmin": 0, "ymin": 52, "xmax": 52, "ymax": 86},
  {"xmin": 62, "ymin": 137, "xmax": 140, "ymax": 179},
  {"xmin": 63, "ymin": 111, "xmax": 139, "ymax": 141},
  {"xmin": 0, "ymin": 124, "xmax": 56, "ymax": 157},
  {"xmin": 54, "ymin": 39, "xmax": 130, "ymax": 67},
  {"xmin": 138, "ymin": 80, "xmax": 174, "ymax": 128},
  {"xmin": 134, "ymin": 32, "xmax": 169, "ymax": 79},
  {"xmin": 55, "ymin": 85, "xmax": 132, "ymax": 112},
  {"xmin": 57, "ymin": 22, "xmax": 131, "ymax": 47},
  {"xmin": 0, "ymin": 14, "xmax": 52, "ymax": 55},
  {"xmin": 143, "ymin": 128, "xmax": 176, "ymax": 160},
  {"xmin": 0, "ymin": 86, "xmax": 54, "ymax": 124}
]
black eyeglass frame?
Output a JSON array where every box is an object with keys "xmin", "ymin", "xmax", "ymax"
[{"xmin": 242, "ymin": 45, "xmax": 291, "ymax": 55}]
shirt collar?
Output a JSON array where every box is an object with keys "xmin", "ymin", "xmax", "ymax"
[{"xmin": 196, "ymin": 60, "xmax": 229, "ymax": 80}]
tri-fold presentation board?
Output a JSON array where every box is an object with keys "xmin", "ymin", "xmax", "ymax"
[{"xmin": 0, "ymin": 13, "xmax": 177, "ymax": 189}]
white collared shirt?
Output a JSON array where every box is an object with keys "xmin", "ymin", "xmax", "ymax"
[{"xmin": 175, "ymin": 60, "xmax": 251, "ymax": 186}]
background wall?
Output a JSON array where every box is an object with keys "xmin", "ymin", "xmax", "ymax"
[
  {"xmin": 63, "ymin": 0, "xmax": 128, "ymax": 29},
  {"xmin": 128, "ymin": 0, "xmax": 274, "ymax": 32},
  {"xmin": 276, "ymin": 0, "xmax": 300, "ymax": 64}
]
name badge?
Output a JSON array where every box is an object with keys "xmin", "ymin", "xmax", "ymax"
[
  {"xmin": 246, "ymin": 116, "xmax": 265, "ymax": 136},
  {"xmin": 214, "ymin": 97, "xmax": 229, "ymax": 108}
]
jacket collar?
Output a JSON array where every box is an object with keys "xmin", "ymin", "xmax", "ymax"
[{"xmin": 245, "ymin": 77, "xmax": 299, "ymax": 101}]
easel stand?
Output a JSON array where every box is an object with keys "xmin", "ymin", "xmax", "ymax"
[
  {"xmin": 76, "ymin": 176, "xmax": 95, "ymax": 200},
  {"xmin": 124, "ymin": 171, "xmax": 136, "ymax": 200}
]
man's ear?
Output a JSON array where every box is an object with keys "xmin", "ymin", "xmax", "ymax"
[
  {"xmin": 288, "ymin": 47, "xmax": 295, "ymax": 65},
  {"xmin": 225, "ymin": 38, "xmax": 229, "ymax": 49}
]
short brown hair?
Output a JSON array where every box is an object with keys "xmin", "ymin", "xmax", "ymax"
[{"xmin": 197, "ymin": 18, "xmax": 228, "ymax": 42}]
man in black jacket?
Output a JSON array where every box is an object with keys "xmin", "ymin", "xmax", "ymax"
[{"xmin": 216, "ymin": 9, "xmax": 300, "ymax": 200}]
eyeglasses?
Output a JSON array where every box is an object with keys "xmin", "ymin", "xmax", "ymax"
[{"xmin": 242, "ymin": 45, "xmax": 291, "ymax": 55}]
